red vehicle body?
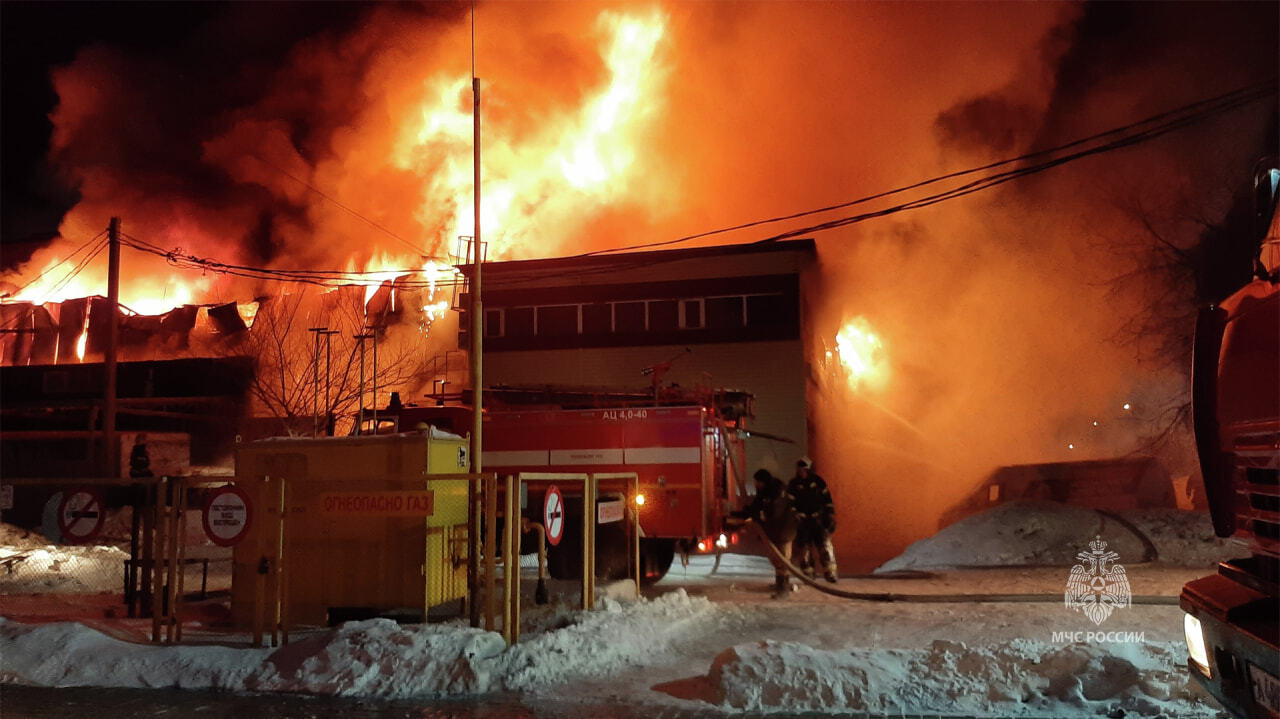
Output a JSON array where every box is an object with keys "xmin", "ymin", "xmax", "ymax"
[
  {"xmin": 1182, "ymin": 161, "xmax": 1280, "ymax": 719},
  {"xmin": 483, "ymin": 405, "xmax": 743, "ymax": 541},
  {"xmin": 360, "ymin": 389, "xmax": 752, "ymax": 582}
]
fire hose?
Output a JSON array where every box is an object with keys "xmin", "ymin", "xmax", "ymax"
[{"xmin": 744, "ymin": 520, "xmax": 1179, "ymax": 605}]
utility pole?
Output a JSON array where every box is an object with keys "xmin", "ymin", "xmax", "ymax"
[
  {"xmin": 103, "ymin": 217, "xmax": 121, "ymax": 478},
  {"xmin": 308, "ymin": 327, "xmax": 325, "ymax": 437},
  {"xmin": 355, "ymin": 332, "xmax": 373, "ymax": 435},
  {"xmin": 468, "ymin": 75, "xmax": 486, "ymax": 628},
  {"xmin": 371, "ymin": 330, "xmax": 379, "ymax": 432},
  {"xmin": 470, "ymin": 80, "xmax": 484, "ymax": 474},
  {"xmin": 322, "ymin": 329, "xmax": 339, "ymax": 435}
]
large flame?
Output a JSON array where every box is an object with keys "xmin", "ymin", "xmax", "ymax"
[
  {"xmin": 394, "ymin": 9, "xmax": 668, "ymax": 259},
  {"xmin": 1, "ymin": 6, "xmax": 670, "ymax": 328},
  {"xmin": 831, "ymin": 316, "xmax": 887, "ymax": 392}
]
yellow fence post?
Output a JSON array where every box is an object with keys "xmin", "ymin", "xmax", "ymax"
[
  {"xmin": 587, "ymin": 472, "xmax": 641, "ymax": 600},
  {"xmin": 278, "ymin": 476, "xmax": 290, "ymax": 646},
  {"xmin": 504, "ymin": 474, "xmax": 519, "ymax": 644},
  {"xmin": 632, "ymin": 474, "xmax": 640, "ymax": 598},
  {"xmin": 164, "ymin": 477, "xmax": 181, "ymax": 643},
  {"xmin": 173, "ymin": 478, "xmax": 188, "ymax": 643},
  {"xmin": 151, "ymin": 477, "xmax": 166, "ymax": 643},
  {"xmin": 484, "ymin": 474, "xmax": 497, "ymax": 632}
]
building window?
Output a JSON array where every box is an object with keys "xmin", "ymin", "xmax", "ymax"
[
  {"xmin": 706, "ymin": 295, "xmax": 745, "ymax": 329},
  {"xmin": 679, "ymin": 299, "xmax": 704, "ymax": 329},
  {"xmin": 536, "ymin": 305, "xmax": 579, "ymax": 336},
  {"xmin": 582, "ymin": 302, "xmax": 612, "ymax": 334},
  {"xmin": 484, "ymin": 308, "xmax": 504, "ymax": 338},
  {"xmin": 745, "ymin": 293, "xmax": 787, "ymax": 326},
  {"xmin": 648, "ymin": 299, "xmax": 678, "ymax": 332},
  {"xmin": 505, "ymin": 307, "xmax": 535, "ymax": 338},
  {"xmin": 614, "ymin": 301, "xmax": 646, "ymax": 332}
]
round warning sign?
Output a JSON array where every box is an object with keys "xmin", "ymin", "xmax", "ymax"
[
  {"xmin": 202, "ymin": 485, "xmax": 252, "ymax": 547},
  {"xmin": 57, "ymin": 488, "xmax": 105, "ymax": 544},
  {"xmin": 543, "ymin": 484, "xmax": 565, "ymax": 547}
]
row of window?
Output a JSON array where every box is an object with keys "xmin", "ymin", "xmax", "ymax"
[{"xmin": 482, "ymin": 293, "xmax": 790, "ymax": 339}]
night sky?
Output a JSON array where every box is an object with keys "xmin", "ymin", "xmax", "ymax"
[{"xmin": 1, "ymin": 1, "xmax": 376, "ymax": 266}]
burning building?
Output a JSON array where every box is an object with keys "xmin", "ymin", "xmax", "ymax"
[{"xmin": 1, "ymin": 2, "xmax": 1275, "ymax": 569}]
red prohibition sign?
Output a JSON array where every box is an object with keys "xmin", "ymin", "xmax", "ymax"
[
  {"xmin": 543, "ymin": 484, "xmax": 565, "ymax": 547},
  {"xmin": 202, "ymin": 485, "xmax": 253, "ymax": 547},
  {"xmin": 57, "ymin": 488, "xmax": 105, "ymax": 544}
]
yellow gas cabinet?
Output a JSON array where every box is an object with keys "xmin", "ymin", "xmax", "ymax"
[{"xmin": 230, "ymin": 431, "xmax": 471, "ymax": 629}]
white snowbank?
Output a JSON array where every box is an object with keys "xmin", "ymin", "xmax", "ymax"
[
  {"xmin": 708, "ymin": 638, "xmax": 1208, "ymax": 717},
  {"xmin": 878, "ymin": 501, "xmax": 1245, "ymax": 572},
  {"xmin": 0, "ymin": 544, "xmax": 128, "ymax": 594},
  {"xmin": 0, "ymin": 584, "xmax": 1221, "ymax": 717},
  {"xmin": 0, "ymin": 589, "xmax": 716, "ymax": 698}
]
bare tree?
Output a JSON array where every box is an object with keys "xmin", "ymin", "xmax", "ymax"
[{"xmin": 229, "ymin": 284, "xmax": 439, "ymax": 436}]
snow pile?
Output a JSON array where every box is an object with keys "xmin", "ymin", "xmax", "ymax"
[
  {"xmin": 0, "ymin": 589, "xmax": 718, "ymax": 698},
  {"xmin": 877, "ymin": 501, "xmax": 1244, "ymax": 572},
  {"xmin": 250, "ymin": 620, "xmax": 506, "ymax": 696},
  {"xmin": 501, "ymin": 589, "xmax": 714, "ymax": 690},
  {"xmin": 0, "ymin": 523, "xmax": 48, "ymax": 550},
  {"xmin": 1121, "ymin": 509, "xmax": 1247, "ymax": 566},
  {"xmin": 0, "ymin": 618, "xmax": 268, "ymax": 690},
  {"xmin": 708, "ymin": 638, "xmax": 1213, "ymax": 717},
  {"xmin": 0, "ymin": 544, "xmax": 128, "ymax": 594}
]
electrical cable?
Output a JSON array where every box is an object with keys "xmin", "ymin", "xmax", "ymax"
[
  {"xmin": 3, "ymin": 231, "xmax": 107, "ymax": 299},
  {"xmin": 756, "ymin": 85, "xmax": 1273, "ymax": 243},
  {"xmin": 0, "ymin": 236, "xmax": 110, "ymax": 332},
  {"xmin": 96, "ymin": 79, "xmax": 1276, "ymax": 293},
  {"xmin": 568, "ymin": 79, "xmax": 1277, "ymax": 258},
  {"xmin": 247, "ymin": 153, "xmax": 426, "ymax": 257}
]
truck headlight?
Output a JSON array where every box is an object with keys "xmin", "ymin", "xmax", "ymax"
[{"xmin": 1184, "ymin": 613, "xmax": 1211, "ymax": 677}]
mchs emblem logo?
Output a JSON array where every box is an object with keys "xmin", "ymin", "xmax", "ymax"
[{"xmin": 1065, "ymin": 536, "xmax": 1132, "ymax": 625}]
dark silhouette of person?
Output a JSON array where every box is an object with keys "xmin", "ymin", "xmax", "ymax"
[
  {"xmin": 788, "ymin": 457, "xmax": 838, "ymax": 583},
  {"xmin": 129, "ymin": 433, "xmax": 153, "ymax": 479}
]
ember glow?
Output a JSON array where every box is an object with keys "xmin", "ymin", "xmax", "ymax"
[{"xmin": 832, "ymin": 316, "xmax": 887, "ymax": 392}]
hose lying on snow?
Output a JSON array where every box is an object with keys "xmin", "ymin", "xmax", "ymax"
[{"xmin": 745, "ymin": 521, "xmax": 1178, "ymax": 605}]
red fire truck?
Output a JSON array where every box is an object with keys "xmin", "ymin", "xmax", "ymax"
[
  {"xmin": 360, "ymin": 385, "xmax": 754, "ymax": 583},
  {"xmin": 1182, "ymin": 159, "xmax": 1280, "ymax": 719}
]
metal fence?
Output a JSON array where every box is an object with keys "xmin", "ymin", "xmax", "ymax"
[{"xmin": 0, "ymin": 483, "xmax": 232, "ymax": 602}]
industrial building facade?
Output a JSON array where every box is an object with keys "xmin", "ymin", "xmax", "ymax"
[{"xmin": 462, "ymin": 239, "xmax": 817, "ymax": 478}]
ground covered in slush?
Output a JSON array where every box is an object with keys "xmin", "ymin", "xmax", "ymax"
[{"xmin": 1, "ymin": 502, "xmax": 1239, "ymax": 717}]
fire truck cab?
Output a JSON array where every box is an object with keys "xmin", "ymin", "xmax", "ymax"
[{"xmin": 1182, "ymin": 159, "xmax": 1280, "ymax": 719}]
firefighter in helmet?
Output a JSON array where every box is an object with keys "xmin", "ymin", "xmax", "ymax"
[
  {"xmin": 727, "ymin": 468, "xmax": 798, "ymax": 597},
  {"xmin": 788, "ymin": 457, "xmax": 838, "ymax": 582}
]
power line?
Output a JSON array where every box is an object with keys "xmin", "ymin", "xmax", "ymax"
[
  {"xmin": 118, "ymin": 232, "xmax": 461, "ymax": 290},
  {"xmin": 1, "ymin": 234, "xmax": 109, "ymax": 330},
  {"xmin": 70, "ymin": 79, "xmax": 1278, "ymax": 295},
  {"xmin": 247, "ymin": 153, "xmax": 427, "ymax": 256},
  {"xmin": 568, "ymin": 79, "xmax": 1277, "ymax": 258},
  {"xmin": 2, "ymin": 231, "xmax": 107, "ymax": 299},
  {"xmin": 757, "ymin": 83, "xmax": 1275, "ymax": 243}
]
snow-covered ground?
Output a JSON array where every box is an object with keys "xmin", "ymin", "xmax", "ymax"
[
  {"xmin": 877, "ymin": 500, "xmax": 1246, "ymax": 572},
  {"xmin": 1, "ymin": 503, "xmax": 1235, "ymax": 717}
]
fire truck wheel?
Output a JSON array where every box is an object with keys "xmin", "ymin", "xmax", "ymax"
[{"xmin": 639, "ymin": 538, "xmax": 676, "ymax": 585}]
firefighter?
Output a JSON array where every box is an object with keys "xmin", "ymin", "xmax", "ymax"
[
  {"xmin": 129, "ymin": 433, "xmax": 153, "ymax": 479},
  {"xmin": 727, "ymin": 468, "xmax": 797, "ymax": 597},
  {"xmin": 788, "ymin": 457, "xmax": 838, "ymax": 583}
]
